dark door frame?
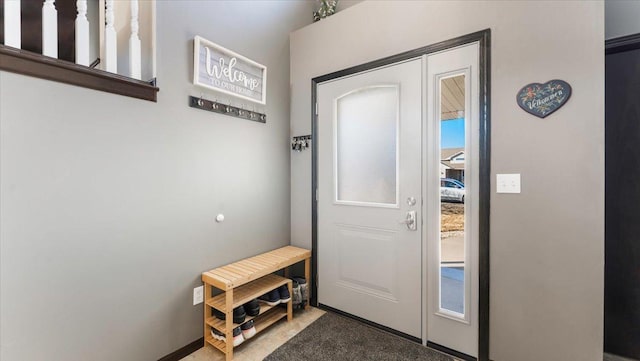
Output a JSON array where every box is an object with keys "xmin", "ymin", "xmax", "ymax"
[{"xmin": 310, "ymin": 29, "xmax": 491, "ymax": 361}]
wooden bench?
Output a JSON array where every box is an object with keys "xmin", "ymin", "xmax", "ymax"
[{"xmin": 201, "ymin": 246, "xmax": 311, "ymax": 360}]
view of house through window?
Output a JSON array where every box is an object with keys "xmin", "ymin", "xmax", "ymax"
[{"xmin": 440, "ymin": 74, "xmax": 466, "ymax": 316}]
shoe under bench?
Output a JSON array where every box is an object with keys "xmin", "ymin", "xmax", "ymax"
[{"xmin": 201, "ymin": 245, "xmax": 311, "ymax": 361}]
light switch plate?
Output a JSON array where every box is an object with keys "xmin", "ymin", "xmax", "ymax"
[
  {"xmin": 193, "ymin": 285, "xmax": 204, "ymax": 305},
  {"xmin": 496, "ymin": 173, "xmax": 521, "ymax": 194}
]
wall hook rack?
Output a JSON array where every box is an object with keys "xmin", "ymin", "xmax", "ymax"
[
  {"xmin": 292, "ymin": 135, "xmax": 311, "ymax": 152},
  {"xmin": 188, "ymin": 96, "xmax": 266, "ymax": 123}
]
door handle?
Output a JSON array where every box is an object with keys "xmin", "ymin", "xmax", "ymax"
[{"xmin": 399, "ymin": 210, "xmax": 417, "ymax": 231}]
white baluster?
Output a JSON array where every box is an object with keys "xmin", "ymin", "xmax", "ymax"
[
  {"xmin": 75, "ymin": 0, "xmax": 90, "ymax": 66},
  {"xmin": 4, "ymin": 0, "xmax": 21, "ymax": 49},
  {"xmin": 104, "ymin": 0, "xmax": 117, "ymax": 73},
  {"xmin": 151, "ymin": 0, "xmax": 157, "ymax": 79},
  {"xmin": 42, "ymin": 0, "xmax": 58, "ymax": 58},
  {"xmin": 128, "ymin": 0, "xmax": 141, "ymax": 79}
]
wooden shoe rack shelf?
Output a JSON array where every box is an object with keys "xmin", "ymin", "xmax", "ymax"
[{"xmin": 201, "ymin": 246, "xmax": 311, "ymax": 361}]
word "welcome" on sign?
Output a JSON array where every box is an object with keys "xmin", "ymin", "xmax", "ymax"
[{"xmin": 194, "ymin": 36, "xmax": 267, "ymax": 105}]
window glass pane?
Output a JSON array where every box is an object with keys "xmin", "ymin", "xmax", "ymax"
[
  {"xmin": 336, "ymin": 86, "xmax": 398, "ymax": 205},
  {"xmin": 440, "ymin": 75, "xmax": 466, "ymax": 316}
]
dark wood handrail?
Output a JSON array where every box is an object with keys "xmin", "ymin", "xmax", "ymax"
[{"xmin": 0, "ymin": 44, "xmax": 159, "ymax": 102}]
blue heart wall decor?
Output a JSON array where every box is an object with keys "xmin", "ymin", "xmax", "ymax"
[{"xmin": 517, "ymin": 80, "xmax": 572, "ymax": 118}]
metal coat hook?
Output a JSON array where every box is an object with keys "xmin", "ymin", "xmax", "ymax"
[
  {"xmin": 291, "ymin": 135, "xmax": 311, "ymax": 152},
  {"xmin": 188, "ymin": 96, "xmax": 266, "ymax": 123}
]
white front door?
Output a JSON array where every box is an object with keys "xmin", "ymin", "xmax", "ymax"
[
  {"xmin": 317, "ymin": 59, "xmax": 423, "ymax": 338},
  {"xmin": 316, "ymin": 43, "xmax": 481, "ymax": 357}
]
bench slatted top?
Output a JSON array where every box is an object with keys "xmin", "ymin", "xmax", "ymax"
[{"xmin": 202, "ymin": 246, "xmax": 311, "ymax": 290}]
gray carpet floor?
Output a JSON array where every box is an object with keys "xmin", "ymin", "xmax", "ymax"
[{"xmin": 264, "ymin": 312, "xmax": 454, "ymax": 361}]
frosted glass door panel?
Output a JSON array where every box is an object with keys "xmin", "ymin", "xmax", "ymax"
[{"xmin": 336, "ymin": 85, "xmax": 398, "ymax": 206}]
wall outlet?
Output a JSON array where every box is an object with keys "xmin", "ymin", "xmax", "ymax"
[
  {"xmin": 496, "ymin": 173, "xmax": 521, "ymax": 194},
  {"xmin": 193, "ymin": 285, "xmax": 204, "ymax": 305}
]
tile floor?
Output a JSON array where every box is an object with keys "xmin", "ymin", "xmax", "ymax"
[{"xmin": 181, "ymin": 307, "xmax": 325, "ymax": 361}]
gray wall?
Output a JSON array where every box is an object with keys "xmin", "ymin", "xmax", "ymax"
[
  {"xmin": 0, "ymin": 1, "xmax": 315, "ymax": 360},
  {"xmin": 337, "ymin": 0, "xmax": 363, "ymax": 12},
  {"xmin": 606, "ymin": 0, "xmax": 640, "ymax": 39},
  {"xmin": 290, "ymin": 1, "xmax": 604, "ymax": 360}
]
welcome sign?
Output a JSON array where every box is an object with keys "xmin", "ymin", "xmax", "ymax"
[
  {"xmin": 517, "ymin": 79, "xmax": 571, "ymax": 118},
  {"xmin": 193, "ymin": 36, "xmax": 267, "ymax": 104}
]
